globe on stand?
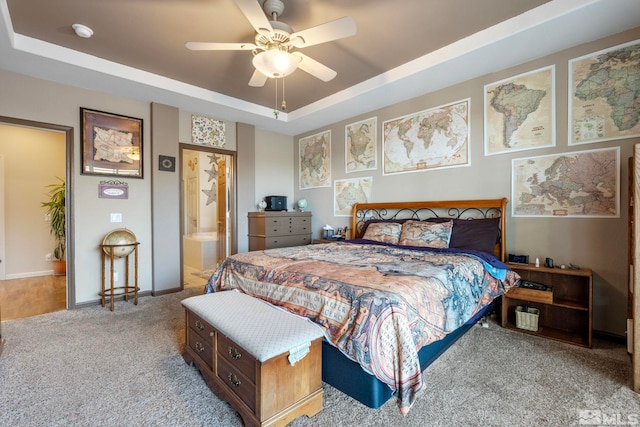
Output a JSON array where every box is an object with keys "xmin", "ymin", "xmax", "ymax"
[
  {"xmin": 297, "ymin": 199, "xmax": 307, "ymax": 212},
  {"xmin": 101, "ymin": 228, "xmax": 137, "ymax": 258}
]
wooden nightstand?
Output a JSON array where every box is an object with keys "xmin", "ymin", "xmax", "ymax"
[{"xmin": 502, "ymin": 263, "xmax": 593, "ymax": 348}]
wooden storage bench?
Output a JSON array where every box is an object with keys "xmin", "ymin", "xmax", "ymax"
[{"xmin": 182, "ymin": 291, "xmax": 324, "ymax": 427}]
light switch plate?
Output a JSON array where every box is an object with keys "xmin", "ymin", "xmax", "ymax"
[{"xmin": 110, "ymin": 213, "xmax": 122, "ymax": 223}]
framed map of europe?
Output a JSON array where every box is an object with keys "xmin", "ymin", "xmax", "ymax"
[
  {"xmin": 512, "ymin": 147, "xmax": 619, "ymax": 218},
  {"xmin": 569, "ymin": 39, "xmax": 640, "ymax": 145}
]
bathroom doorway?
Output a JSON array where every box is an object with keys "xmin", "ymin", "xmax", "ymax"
[{"xmin": 181, "ymin": 146, "xmax": 235, "ymax": 289}]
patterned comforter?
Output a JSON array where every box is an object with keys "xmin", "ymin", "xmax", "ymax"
[{"xmin": 205, "ymin": 240, "xmax": 519, "ymax": 414}]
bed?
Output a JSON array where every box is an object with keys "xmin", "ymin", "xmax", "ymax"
[{"xmin": 205, "ymin": 198, "xmax": 519, "ymax": 414}]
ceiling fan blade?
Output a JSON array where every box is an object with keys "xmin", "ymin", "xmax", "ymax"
[
  {"xmin": 234, "ymin": 0, "xmax": 273, "ymax": 37},
  {"xmin": 248, "ymin": 69, "xmax": 268, "ymax": 87},
  {"xmin": 288, "ymin": 16, "xmax": 356, "ymax": 48},
  {"xmin": 293, "ymin": 52, "xmax": 337, "ymax": 82},
  {"xmin": 185, "ymin": 42, "xmax": 256, "ymax": 51}
]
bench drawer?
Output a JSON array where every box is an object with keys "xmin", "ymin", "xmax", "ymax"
[
  {"xmin": 217, "ymin": 333, "xmax": 257, "ymax": 382},
  {"xmin": 217, "ymin": 355, "xmax": 257, "ymax": 413},
  {"xmin": 187, "ymin": 311, "xmax": 215, "ymax": 341},
  {"xmin": 187, "ymin": 328, "xmax": 213, "ymax": 370}
]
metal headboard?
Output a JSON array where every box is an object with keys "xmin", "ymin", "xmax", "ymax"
[{"xmin": 351, "ymin": 198, "xmax": 508, "ymax": 261}]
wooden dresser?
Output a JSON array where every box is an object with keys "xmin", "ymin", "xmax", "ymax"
[{"xmin": 248, "ymin": 211, "xmax": 312, "ymax": 251}]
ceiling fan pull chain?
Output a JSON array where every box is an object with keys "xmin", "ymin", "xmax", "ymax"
[
  {"xmin": 281, "ymin": 77, "xmax": 287, "ymax": 112},
  {"xmin": 273, "ymin": 77, "xmax": 280, "ymax": 119}
]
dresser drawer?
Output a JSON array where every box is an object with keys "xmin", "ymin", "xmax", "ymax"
[
  {"xmin": 264, "ymin": 224, "xmax": 310, "ymax": 236},
  {"xmin": 187, "ymin": 311, "xmax": 215, "ymax": 342},
  {"xmin": 188, "ymin": 328, "xmax": 213, "ymax": 370},
  {"xmin": 217, "ymin": 355, "xmax": 257, "ymax": 413},
  {"xmin": 217, "ymin": 333, "xmax": 257, "ymax": 382},
  {"xmin": 264, "ymin": 216, "xmax": 307, "ymax": 226},
  {"xmin": 264, "ymin": 235, "xmax": 311, "ymax": 248}
]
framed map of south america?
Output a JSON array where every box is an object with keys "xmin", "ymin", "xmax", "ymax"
[
  {"xmin": 484, "ymin": 65, "xmax": 555, "ymax": 156},
  {"xmin": 569, "ymin": 39, "xmax": 640, "ymax": 145}
]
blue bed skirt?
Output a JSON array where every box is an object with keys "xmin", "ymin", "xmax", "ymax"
[{"xmin": 321, "ymin": 301, "xmax": 495, "ymax": 409}]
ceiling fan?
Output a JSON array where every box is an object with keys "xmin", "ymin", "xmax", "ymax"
[{"xmin": 186, "ymin": 0, "xmax": 356, "ymax": 87}]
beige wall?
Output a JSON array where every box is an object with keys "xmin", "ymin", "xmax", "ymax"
[
  {"xmin": 294, "ymin": 27, "xmax": 640, "ymax": 336},
  {"xmin": 0, "ymin": 125, "xmax": 65, "ymax": 277},
  {"xmin": 1, "ymin": 26, "xmax": 637, "ymax": 335},
  {"xmin": 254, "ymin": 129, "xmax": 295, "ymax": 210},
  {"xmin": 0, "ymin": 70, "xmax": 153, "ymax": 304}
]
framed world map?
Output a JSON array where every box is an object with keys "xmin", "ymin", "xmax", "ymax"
[
  {"xmin": 511, "ymin": 147, "xmax": 619, "ymax": 218},
  {"xmin": 569, "ymin": 39, "xmax": 640, "ymax": 145},
  {"xmin": 484, "ymin": 65, "xmax": 555, "ymax": 156},
  {"xmin": 382, "ymin": 99, "xmax": 470, "ymax": 175}
]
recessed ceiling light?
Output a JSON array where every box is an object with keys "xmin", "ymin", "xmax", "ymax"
[{"xmin": 72, "ymin": 23, "xmax": 93, "ymax": 39}]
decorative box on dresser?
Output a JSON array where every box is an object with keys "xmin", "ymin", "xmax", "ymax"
[
  {"xmin": 248, "ymin": 211, "xmax": 312, "ymax": 251},
  {"xmin": 501, "ymin": 263, "xmax": 593, "ymax": 348}
]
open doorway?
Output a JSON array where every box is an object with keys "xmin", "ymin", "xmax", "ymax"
[
  {"xmin": 180, "ymin": 145, "xmax": 235, "ymax": 290},
  {"xmin": 0, "ymin": 117, "xmax": 74, "ymax": 320}
]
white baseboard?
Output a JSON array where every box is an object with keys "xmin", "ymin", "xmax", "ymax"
[{"xmin": 5, "ymin": 270, "xmax": 53, "ymax": 280}]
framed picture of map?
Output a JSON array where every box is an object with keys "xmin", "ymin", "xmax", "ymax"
[
  {"xmin": 511, "ymin": 147, "xmax": 619, "ymax": 218},
  {"xmin": 569, "ymin": 39, "xmax": 640, "ymax": 145},
  {"xmin": 299, "ymin": 130, "xmax": 331, "ymax": 189},
  {"xmin": 345, "ymin": 117, "xmax": 377, "ymax": 173},
  {"xmin": 81, "ymin": 108, "xmax": 143, "ymax": 178},
  {"xmin": 484, "ymin": 65, "xmax": 555, "ymax": 156},
  {"xmin": 334, "ymin": 177, "xmax": 373, "ymax": 216},
  {"xmin": 382, "ymin": 99, "xmax": 470, "ymax": 175},
  {"xmin": 191, "ymin": 115, "xmax": 225, "ymax": 147}
]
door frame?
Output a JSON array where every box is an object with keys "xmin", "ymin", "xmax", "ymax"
[
  {"xmin": 0, "ymin": 154, "xmax": 4, "ymax": 280},
  {"xmin": 179, "ymin": 143, "xmax": 237, "ymax": 287},
  {"xmin": 0, "ymin": 116, "xmax": 75, "ymax": 309},
  {"xmin": 633, "ymin": 144, "xmax": 640, "ymax": 393}
]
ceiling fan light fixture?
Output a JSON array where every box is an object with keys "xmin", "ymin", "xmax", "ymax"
[{"xmin": 252, "ymin": 49, "xmax": 299, "ymax": 78}]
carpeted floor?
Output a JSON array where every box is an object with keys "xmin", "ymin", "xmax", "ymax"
[{"xmin": 0, "ymin": 288, "xmax": 638, "ymax": 426}]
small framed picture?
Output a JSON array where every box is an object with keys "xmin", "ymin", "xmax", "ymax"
[
  {"xmin": 158, "ymin": 155, "xmax": 176, "ymax": 172},
  {"xmin": 81, "ymin": 108, "xmax": 143, "ymax": 178}
]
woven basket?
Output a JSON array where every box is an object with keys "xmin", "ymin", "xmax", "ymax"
[{"xmin": 515, "ymin": 306, "xmax": 540, "ymax": 332}]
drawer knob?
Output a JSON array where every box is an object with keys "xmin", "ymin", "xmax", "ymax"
[
  {"xmin": 195, "ymin": 342, "xmax": 205, "ymax": 353},
  {"xmin": 195, "ymin": 319, "xmax": 205, "ymax": 331},
  {"xmin": 228, "ymin": 346, "xmax": 242, "ymax": 360},
  {"xmin": 228, "ymin": 373, "xmax": 241, "ymax": 387}
]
